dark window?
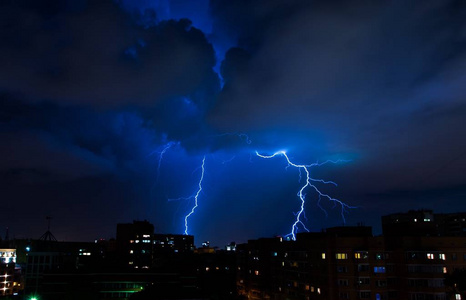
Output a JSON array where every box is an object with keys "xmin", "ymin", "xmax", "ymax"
[
  {"xmin": 358, "ymin": 264, "xmax": 370, "ymax": 272},
  {"xmin": 360, "ymin": 291, "xmax": 371, "ymax": 299},
  {"xmin": 337, "ymin": 266, "xmax": 348, "ymax": 273}
]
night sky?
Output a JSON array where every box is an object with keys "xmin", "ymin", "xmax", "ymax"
[{"xmin": 1, "ymin": 0, "xmax": 465, "ymax": 247}]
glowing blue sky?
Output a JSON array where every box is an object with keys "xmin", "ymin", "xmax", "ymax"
[{"xmin": 1, "ymin": 0, "xmax": 465, "ymax": 246}]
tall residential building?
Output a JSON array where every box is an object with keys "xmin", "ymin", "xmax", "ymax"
[
  {"xmin": 0, "ymin": 248, "xmax": 22, "ymax": 297},
  {"xmin": 382, "ymin": 210, "xmax": 466, "ymax": 237},
  {"xmin": 116, "ymin": 220, "xmax": 195, "ymax": 269},
  {"xmin": 116, "ymin": 220, "xmax": 155, "ymax": 269},
  {"xmin": 237, "ymin": 210, "xmax": 466, "ymax": 300}
]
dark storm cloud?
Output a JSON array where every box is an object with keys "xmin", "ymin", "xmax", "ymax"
[
  {"xmin": 0, "ymin": 0, "xmax": 219, "ymax": 107},
  {"xmin": 0, "ymin": 95, "xmax": 157, "ymax": 181},
  {"xmin": 210, "ymin": 0, "xmax": 466, "ymax": 194},
  {"xmin": 0, "ymin": 0, "xmax": 221, "ymax": 181}
]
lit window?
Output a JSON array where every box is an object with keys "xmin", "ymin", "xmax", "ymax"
[
  {"xmin": 443, "ymin": 267, "xmax": 448, "ymax": 274},
  {"xmin": 358, "ymin": 277, "xmax": 370, "ymax": 285},
  {"xmin": 427, "ymin": 253, "xmax": 434, "ymax": 260},
  {"xmin": 355, "ymin": 251, "xmax": 369, "ymax": 259},
  {"xmin": 376, "ymin": 253, "xmax": 385, "ymax": 260},
  {"xmin": 317, "ymin": 288, "xmax": 321, "ymax": 294},
  {"xmin": 205, "ymin": 267, "xmax": 209, "ymax": 271},
  {"xmin": 255, "ymin": 270, "xmax": 259, "ymax": 276},
  {"xmin": 310, "ymin": 286, "xmax": 315, "ymax": 292},
  {"xmin": 336, "ymin": 253, "xmax": 348, "ymax": 260},
  {"xmin": 414, "ymin": 219, "xmax": 417, "ymax": 222},
  {"xmin": 439, "ymin": 253, "xmax": 446, "ymax": 260},
  {"xmin": 456, "ymin": 294, "xmax": 461, "ymax": 300},
  {"xmin": 143, "ymin": 234, "xmax": 150, "ymax": 238},
  {"xmin": 129, "ymin": 250, "xmax": 133, "ymax": 254},
  {"xmin": 129, "ymin": 261, "xmax": 133, "ymax": 265},
  {"xmin": 321, "ymin": 253, "xmax": 326, "ymax": 259},
  {"xmin": 135, "ymin": 240, "xmax": 140, "ymax": 243},
  {"xmin": 305, "ymin": 285, "xmax": 310, "ymax": 291},
  {"xmin": 424, "ymin": 218, "xmax": 431, "ymax": 222},
  {"xmin": 374, "ymin": 267, "xmax": 386, "ymax": 273}
]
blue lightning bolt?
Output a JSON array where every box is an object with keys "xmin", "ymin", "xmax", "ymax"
[
  {"xmin": 148, "ymin": 141, "xmax": 179, "ymax": 181},
  {"xmin": 256, "ymin": 150, "xmax": 354, "ymax": 241},
  {"xmin": 183, "ymin": 156, "xmax": 206, "ymax": 235},
  {"xmin": 222, "ymin": 155, "xmax": 236, "ymax": 164}
]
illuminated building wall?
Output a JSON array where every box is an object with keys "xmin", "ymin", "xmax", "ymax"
[
  {"xmin": 0, "ymin": 249, "xmax": 22, "ymax": 297},
  {"xmin": 237, "ymin": 219, "xmax": 466, "ymax": 300},
  {"xmin": 0, "ymin": 249, "xmax": 16, "ymax": 264}
]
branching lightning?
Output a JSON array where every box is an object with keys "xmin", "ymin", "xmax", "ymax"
[
  {"xmin": 256, "ymin": 150, "xmax": 354, "ymax": 240},
  {"xmin": 182, "ymin": 156, "xmax": 206, "ymax": 235},
  {"xmin": 150, "ymin": 141, "xmax": 179, "ymax": 181},
  {"xmin": 222, "ymin": 155, "xmax": 236, "ymax": 164}
]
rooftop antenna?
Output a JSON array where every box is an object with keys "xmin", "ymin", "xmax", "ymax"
[{"xmin": 39, "ymin": 216, "xmax": 57, "ymax": 242}]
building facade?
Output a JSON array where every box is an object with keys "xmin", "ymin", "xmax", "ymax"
[
  {"xmin": 0, "ymin": 248, "xmax": 22, "ymax": 297},
  {"xmin": 237, "ymin": 211, "xmax": 466, "ymax": 300}
]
